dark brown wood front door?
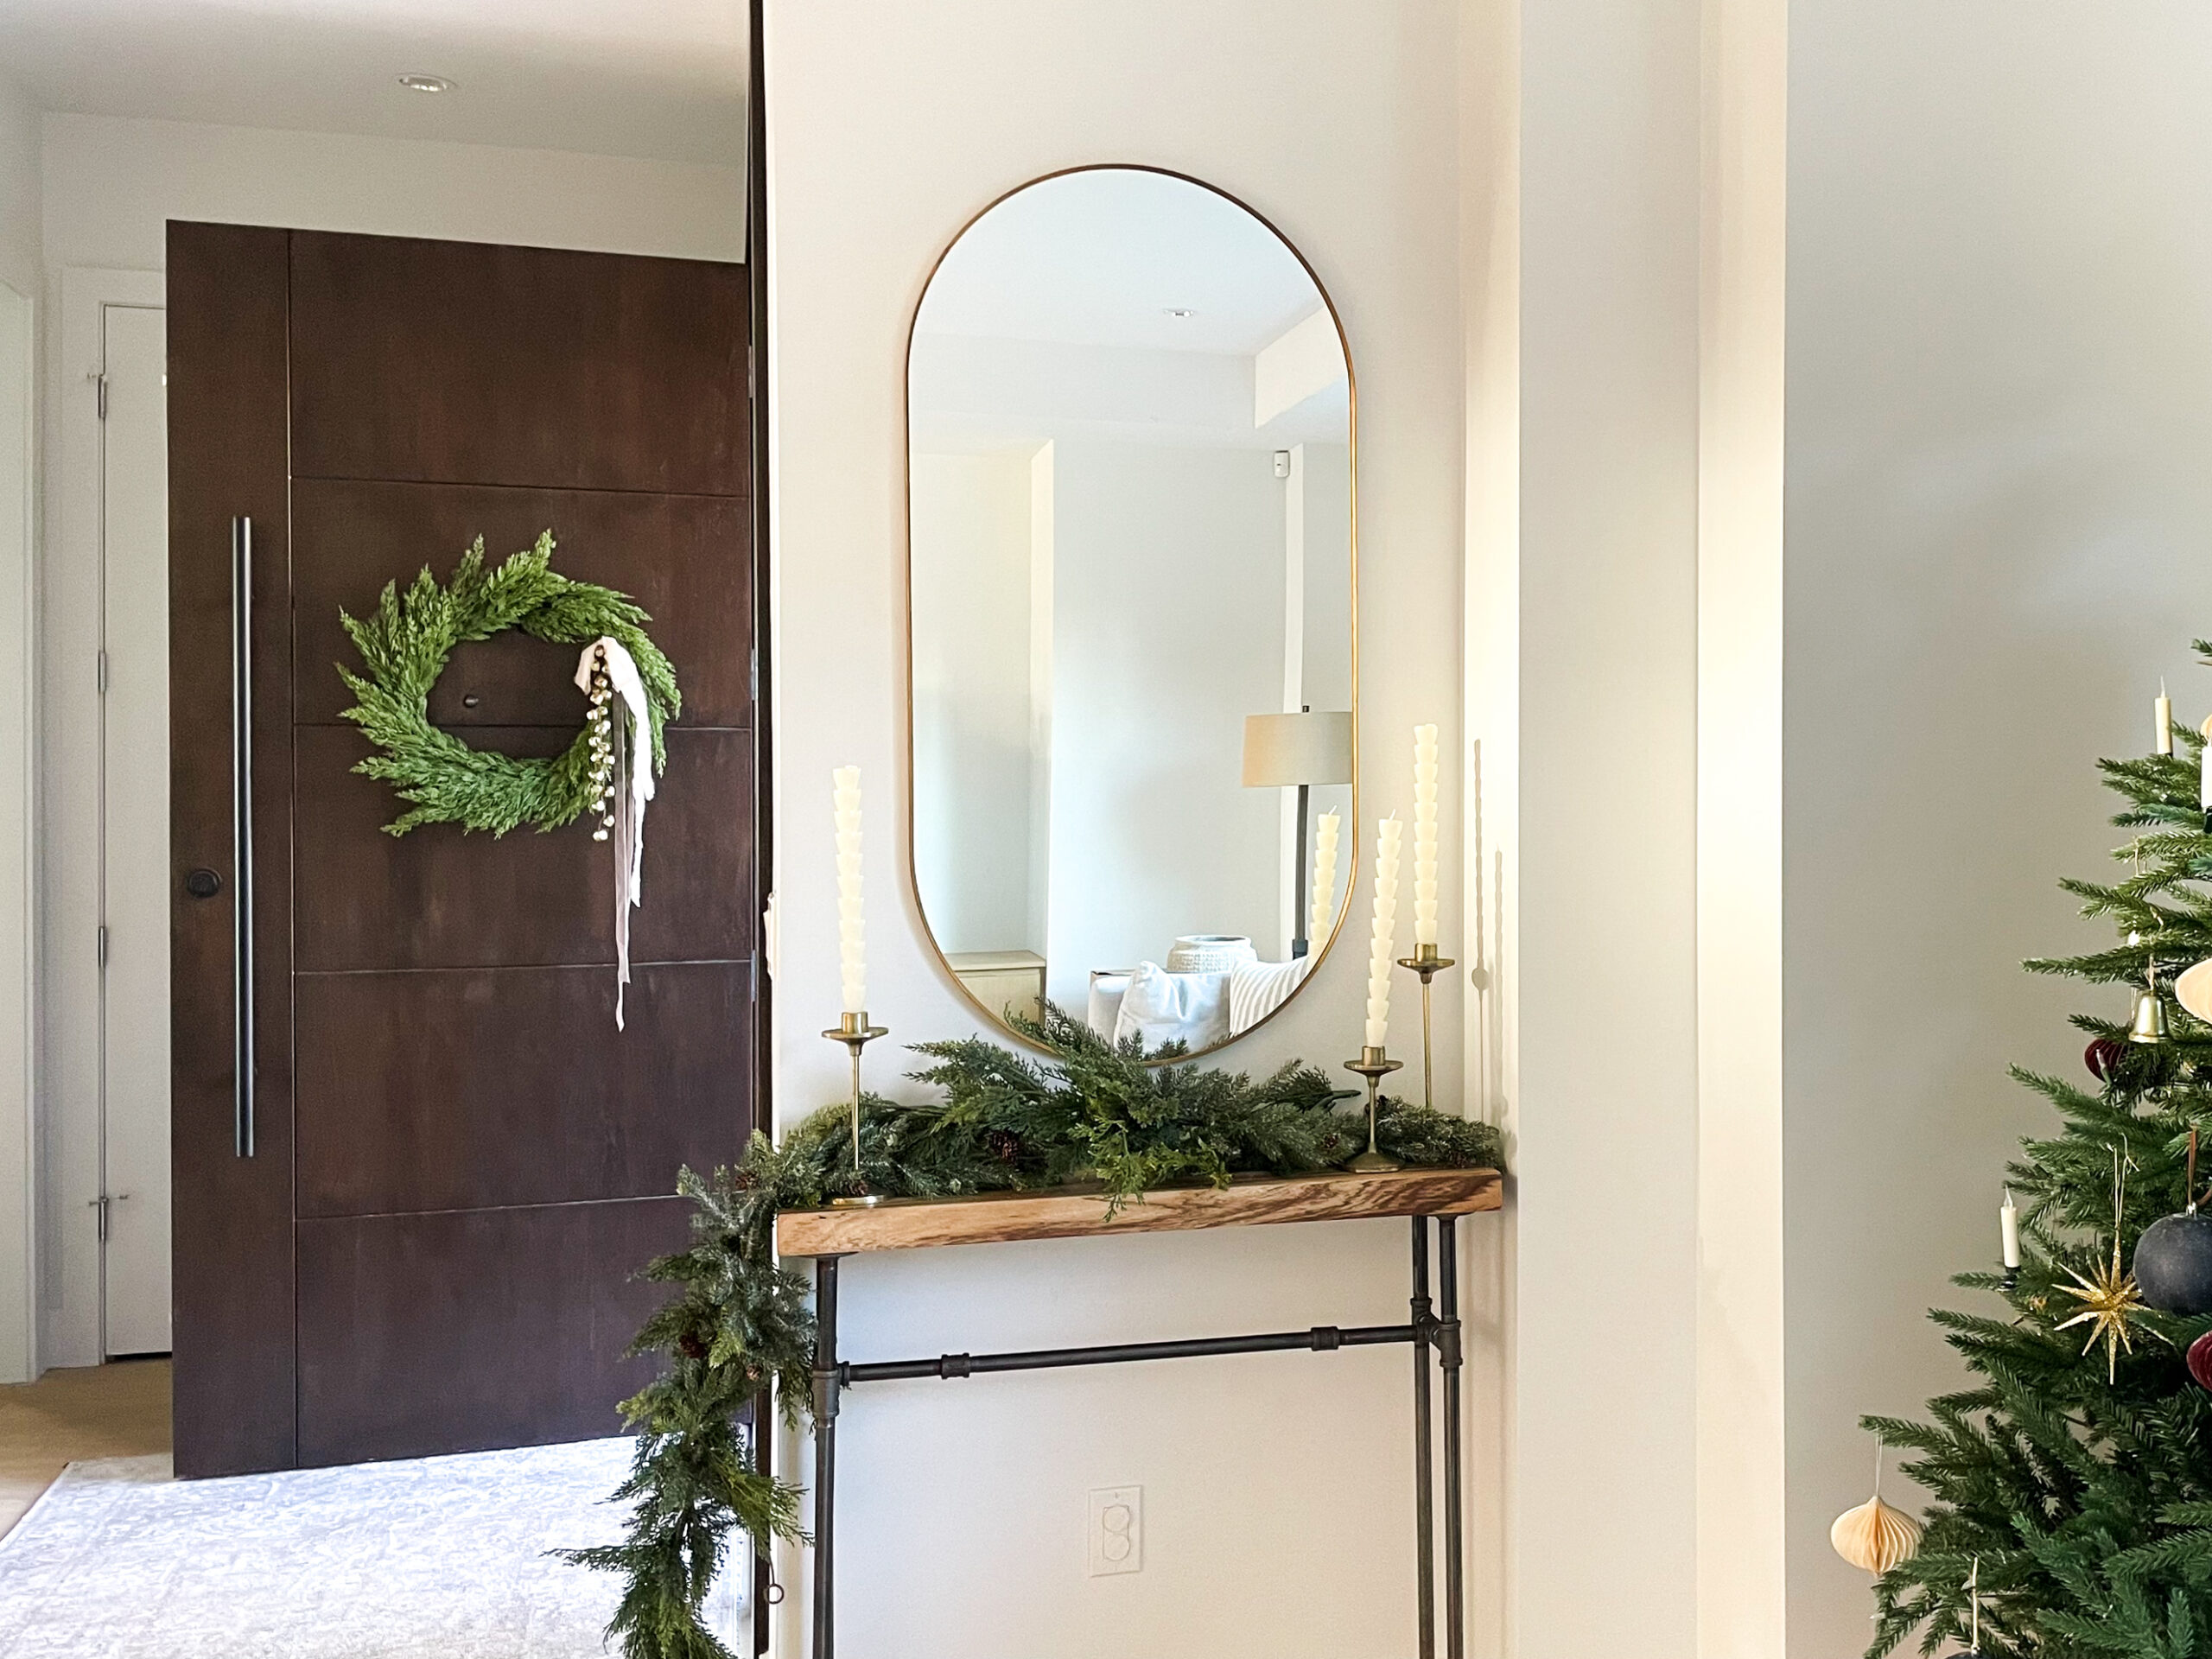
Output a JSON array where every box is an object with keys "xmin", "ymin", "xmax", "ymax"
[{"xmin": 167, "ymin": 223, "xmax": 757, "ymax": 1478}]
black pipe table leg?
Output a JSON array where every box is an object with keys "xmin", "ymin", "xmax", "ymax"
[
  {"xmin": 811, "ymin": 1255, "xmax": 842, "ymax": 1659},
  {"xmin": 1439, "ymin": 1216, "xmax": 1465, "ymax": 1659},
  {"xmin": 1412, "ymin": 1217, "xmax": 1436, "ymax": 1659}
]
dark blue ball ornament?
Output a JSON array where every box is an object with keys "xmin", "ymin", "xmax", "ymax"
[{"xmin": 2133, "ymin": 1209, "xmax": 2212, "ymax": 1314}]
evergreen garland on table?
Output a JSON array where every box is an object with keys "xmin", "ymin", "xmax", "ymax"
[
  {"xmin": 337, "ymin": 532, "xmax": 679, "ymax": 836},
  {"xmin": 1864, "ymin": 655, "xmax": 2212, "ymax": 1659},
  {"xmin": 565, "ymin": 1006, "xmax": 1505, "ymax": 1659}
]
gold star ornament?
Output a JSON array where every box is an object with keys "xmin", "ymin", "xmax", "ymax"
[{"xmin": 2056, "ymin": 1236, "xmax": 2151, "ymax": 1382}]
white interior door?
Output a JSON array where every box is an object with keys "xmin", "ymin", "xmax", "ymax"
[{"xmin": 99, "ymin": 302, "xmax": 170, "ymax": 1357}]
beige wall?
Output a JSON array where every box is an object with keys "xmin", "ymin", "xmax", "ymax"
[
  {"xmin": 764, "ymin": 0, "xmax": 1467, "ymax": 1650},
  {"xmin": 1783, "ymin": 4, "xmax": 2212, "ymax": 1652}
]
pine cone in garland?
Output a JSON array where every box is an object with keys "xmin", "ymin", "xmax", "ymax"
[
  {"xmin": 676, "ymin": 1332, "xmax": 709, "ymax": 1361},
  {"xmin": 984, "ymin": 1128, "xmax": 1025, "ymax": 1166}
]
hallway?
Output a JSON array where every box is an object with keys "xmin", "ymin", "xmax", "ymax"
[{"xmin": 0, "ymin": 1360, "xmax": 168, "ymax": 1537}]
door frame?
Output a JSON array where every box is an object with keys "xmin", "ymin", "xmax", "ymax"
[{"xmin": 43, "ymin": 267, "xmax": 165, "ymax": 1370}]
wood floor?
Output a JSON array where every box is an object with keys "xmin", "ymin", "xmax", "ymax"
[{"xmin": 0, "ymin": 1359, "xmax": 172, "ymax": 1538}]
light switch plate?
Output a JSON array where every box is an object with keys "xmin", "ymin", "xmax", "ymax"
[{"xmin": 1087, "ymin": 1484, "xmax": 1142, "ymax": 1576}]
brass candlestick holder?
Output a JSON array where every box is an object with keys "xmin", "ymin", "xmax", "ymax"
[
  {"xmin": 1344, "ymin": 1046, "xmax": 1405, "ymax": 1172},
  {"xmin": 823, "ymin": 1011, "xmax": 889, "ymax": 1207},
  {"xmin": 1395, "ymin": 944, "xmax": 1456, "ymax": 1109}
]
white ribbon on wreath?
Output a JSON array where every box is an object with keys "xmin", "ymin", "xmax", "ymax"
[{"xmin": 576, "ymin": 637, "xmax": 656, "ymax": 1029}]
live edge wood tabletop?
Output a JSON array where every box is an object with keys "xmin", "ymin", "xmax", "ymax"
[
  {"xmin": 774, "ymin": 1165, "xmax": 1503, "ymax": 1257},
  {"xmin": 788, "ymin": 1164, "xmax": 1501, "ymax": 1658}
]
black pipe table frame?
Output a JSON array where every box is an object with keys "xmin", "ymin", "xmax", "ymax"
[{"xmin": 775, "ymin": 1167, "xmax": 1501, "ymax": 1659}]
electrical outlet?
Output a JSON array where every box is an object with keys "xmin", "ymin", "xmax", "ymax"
[{"xmin": 1088, "ymin": 1485, "xmax": 1142, "ymax": 1576}]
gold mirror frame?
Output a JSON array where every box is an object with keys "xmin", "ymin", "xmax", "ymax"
[{"xmin": 902, "ymin": 163, "xmax": 1360, "ymax": 1062}]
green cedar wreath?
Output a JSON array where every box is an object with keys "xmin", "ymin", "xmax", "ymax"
[{"xmin": 338, "ymin": 533, "xmax": 680, "ymax": 836}]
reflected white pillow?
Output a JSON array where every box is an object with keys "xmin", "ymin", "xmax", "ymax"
[
  {"xmin": 1087, "ymin": 971, "xmax": 1132, "ymax": 1041},
  {"xmin": 1112, "ymin": 962, "xmax": 1231, "ymax": 1053},
  {"xmin": 1229, "ymin": 956, "xmax": 1309, "ymax": 1035}
]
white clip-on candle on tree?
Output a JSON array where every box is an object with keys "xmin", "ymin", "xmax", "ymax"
[
  {"xmin": 823, "ymin": 766, "xmax": 887, "ymax": 1205},
  {"xmin": 1346, "ymin": 814, "xmax": 1405, "ymax": 1172},
  {"xmin": 1396, "ymin": 723, "xmax": 1456, "ymax": 1110},
  {"xmin": 2001, "ymin": 1187, "xmax": 2021, "ymax": 1285},
  {"xmin": 2199, "ymin": 714, "xmax": 2212, "ymax": 824},
  {"xmin": 2158, "ymin": 680, "xmax": 2175, "ymax": 755}
]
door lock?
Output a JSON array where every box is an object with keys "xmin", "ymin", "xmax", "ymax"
[{"xmin": 184, "ymin": 868, "xmax": 223, "ymax": 899}]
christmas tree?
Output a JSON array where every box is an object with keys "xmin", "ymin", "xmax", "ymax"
[{"xmin": 1866, "ymin": 679, "xmax": 2212, "ymax": 1659}]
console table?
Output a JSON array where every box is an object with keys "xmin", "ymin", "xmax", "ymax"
[{"xmin": 777, "ymin": 1166, "xmax": 1503, "ymax": 1659}]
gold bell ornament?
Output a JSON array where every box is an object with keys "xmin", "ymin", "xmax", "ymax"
[
  {"xmin": 2130, "ymin": 959, "xmax": 2171, "ymax": 1046},
  {"xmin": 1830, "ymin": 1433, "xmax": 1923, "ymax": 1575}
]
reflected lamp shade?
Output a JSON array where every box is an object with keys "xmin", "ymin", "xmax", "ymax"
[{"xmin": 1242, "ymin": 711, "xmax": 1353, "ymax": 788}]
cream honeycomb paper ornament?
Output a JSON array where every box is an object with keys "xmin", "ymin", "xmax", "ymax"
[{"xmin": 1831, "ymin": 1434, "xmax": 1924, "ymax": 1574}]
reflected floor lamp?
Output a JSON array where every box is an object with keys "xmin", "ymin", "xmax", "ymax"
[{"xmin": 1243, "ymin": 710, "xmax": 1355, "ymax": 958}]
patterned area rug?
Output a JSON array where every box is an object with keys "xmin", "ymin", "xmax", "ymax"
[{"xmin": 0, "ymin": 1438, "xmax": 744, "ymax": 1657}]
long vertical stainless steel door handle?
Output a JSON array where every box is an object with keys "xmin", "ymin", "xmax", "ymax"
[{"xmin": 231, "ymin": 515, "xmax": 255, "ymax": 1158}]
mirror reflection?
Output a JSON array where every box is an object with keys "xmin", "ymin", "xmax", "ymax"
[{"xmin": 908, "ymin": 167, "xmax": 1356, "ymax": 1058}]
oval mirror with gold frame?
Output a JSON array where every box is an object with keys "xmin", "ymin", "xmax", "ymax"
[{"xmin": 906, "ymin": 165, "xmax": 1357, "ymax": 1061}]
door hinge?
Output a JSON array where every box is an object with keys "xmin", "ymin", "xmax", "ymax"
[
  {"xmin": 97, "ymin": 649, "xmax": 109, "ymax": 695},
  {"xmin": 88, "ymin": 1192, "xmax": 109, "ymax": 1241},
  {"xmin": 749, "ymin": 645, "xmax": 759, "ymax": 701},
  {"xmin": 97, "ymin": 924, "xmax": 108, "ymax": 967},
  {"xmin": 747, "ymin": 343, "xmax": 755, "ymax": 400},
  {"xmin": 95, "ymin": 373, "xmax": 108, "ymax": 421}
]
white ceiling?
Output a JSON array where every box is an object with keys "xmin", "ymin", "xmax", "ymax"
[
  {"xmin": 0, "ymin": 0, "xmax": 747, "ymax": 166},
  {"xmin": 915, "ymin": 168, "xmax": 1335, "ymax": 356}
]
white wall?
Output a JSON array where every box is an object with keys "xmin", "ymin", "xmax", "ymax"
[
  {"xmin": 765, "ymin": 0, "xmax": 1465, "ymax": 1649},
  {"xmin": 1783, "ymin": 5, "xmax": 2212, "ymax": 1651},
  {"xmin": 40, "ymin": 112, "xmax": 743, "ymax": 270},
  {"xmin": 0, "ymin": 77, "xmax": 38, "ymax": 298},
  {"xmin": 0, "ymin": 71, "xmax": 35, "ymax": 1384},
  {"xmin": 1696, "ymin": 0, "xmax": 1790, "ymax": 1649},
  {"xmin": 1045, "ymin": 438, "xmax": 1286, "ymax": 994},
  {"xmin": 29, "ymin": 110, "xmax": 745, "ymax": 1371},
  {"xmin": 911, "ymin": 448, "xmax": 1038, "ymax": 957},
  {"xmin": 1503, "ymin": 3, "xmax": 1707, "ymax": 1656},
  {"xmin": 1283, "ymin": 440, "xmax": 1354, "ymax": 950}
]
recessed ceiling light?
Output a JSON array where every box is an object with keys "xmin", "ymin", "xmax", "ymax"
[
  {"xmin": 1163, "ymin": 307, "xmax": 1196, "ymax": 319},
  {"xmin": 397, "ymin": 73, "xmax": 454, "ymax": 95}
]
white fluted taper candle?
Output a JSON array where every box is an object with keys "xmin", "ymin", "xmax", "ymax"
[
  {"xmin": 2001, "ymin": 1187, "xmax": 2020, "ymax": 1270},
  {"xmin": 833, "ymin": 766, "xmax": 866, "ymax": 1014},
  {"xmin": 1412, "ymin": 724, "xmax": 1440, "ymax": 947},
  {"xmin": 1365, "ymin": 815, "xmax": 1402, "ymax": 1050},
  {"xmin": 1309, "ymin": 810, "xmax": 1340, "ymax": 947},
  {"xmin": 2158, "ymin": 681, "xmax": 2175, "ymax": 756}
]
